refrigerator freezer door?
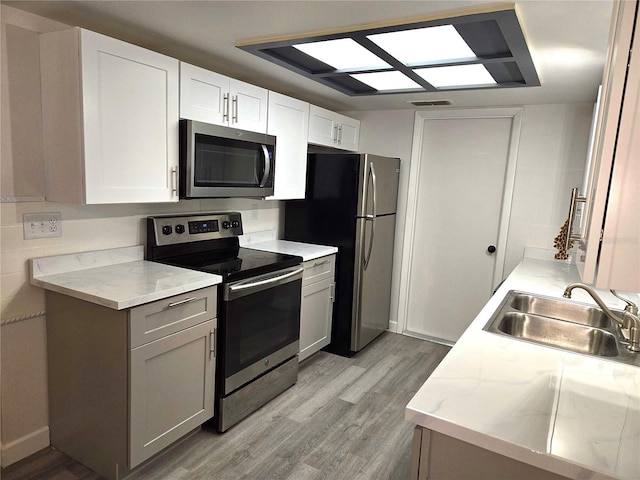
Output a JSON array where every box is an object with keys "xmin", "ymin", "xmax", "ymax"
[
  {"xmin": 357, "ymin": 155, "xmax": 400, "ymax": 218},
  {"xmin": 351, "ymin": 214, "xmax": 397, "ymax": 351}
]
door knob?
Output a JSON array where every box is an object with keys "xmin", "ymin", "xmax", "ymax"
[{"xmin": 487, "ymin": 245, "xmax": 497, "ymax": 254}]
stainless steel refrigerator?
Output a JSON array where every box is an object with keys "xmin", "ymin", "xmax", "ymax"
[{"xmin": 284, "ymin": 153, "xmax": 400, "ymax": 356}]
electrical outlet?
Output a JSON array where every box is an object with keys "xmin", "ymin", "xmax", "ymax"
[{"xmin": 23, "ymin": 212, "xmax": 62, "ymax": 240}]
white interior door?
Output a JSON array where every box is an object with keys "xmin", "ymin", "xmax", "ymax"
[{"xmin": 399, "ymin": 109, "xmax": 521, "ymax": 343}]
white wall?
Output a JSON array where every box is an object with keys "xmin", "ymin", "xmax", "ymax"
[
  {"xmin": 0, "ymin": 5, "xmax": 282, "ymax": 466},
  {"xmin": 345, "ymin": 104, "xmax": 593, "ymax": 331},
  {"xmin": 504, "ymin": 104, "xmax": 593, "ymax": 274}
]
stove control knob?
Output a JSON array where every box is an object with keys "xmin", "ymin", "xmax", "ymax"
[
  {"xmin": 175, "ymin": 224, "xmax": 185, "ymax": 234},
  {"xmin": 222, "ymin": 221, "xmax": 231, "ymax": 229},
  {"xmin": 162, "ymin": 225, "xmax": 173, "ymax": 235},
  {"xmin": 231, "ymin": 220, "xmax": 240, "ymax": 228}
]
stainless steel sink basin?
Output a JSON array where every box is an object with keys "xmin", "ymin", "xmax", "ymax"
[
  {"xmin": 509, "ymin": 293, "xmax": 611, "ymax": 328},
  {"xmin": 484, "ymin": 291, "xmax": 639, "ymax": 367},
  {"xmin": 494, "ymin": 312, "xmax": 618, "ymax": 357}
]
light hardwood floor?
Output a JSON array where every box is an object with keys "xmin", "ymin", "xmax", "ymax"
[{"xmin": 2, "ymin": 333, "xmax": 450, "ymax": 480}]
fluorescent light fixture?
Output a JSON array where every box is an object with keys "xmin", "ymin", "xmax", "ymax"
[
  {"xmin": 368, "ymin": 25, "xmax": 476, "ymax": 65},
  {"xmin": 351, "ymin": 71, "xmax": 422, "ymax": 91},
  {"xmin": 239, "ymin": 9, "xmax": 540, "ymax": 96},
  {"xmin": 415, "ymin": 64, "xmax": 496, "ymax": 88},
  {"xmin": 293, "ymin": 38, "xmax": 390, "ymax": 70}
]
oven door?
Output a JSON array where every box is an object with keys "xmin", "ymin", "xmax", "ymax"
[{"xmin": 221, "ymin": 265, "xmax": 303, "ymax": 394}]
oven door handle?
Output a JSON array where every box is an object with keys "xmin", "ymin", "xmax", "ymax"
[{"xmin": 225, "ymin": 266, "xmax": 303, "ymax": 300}]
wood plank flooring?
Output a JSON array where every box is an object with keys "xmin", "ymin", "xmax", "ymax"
[{"xmin": 2, "ymin": 332, "xmax": 450, "ymax": 480}]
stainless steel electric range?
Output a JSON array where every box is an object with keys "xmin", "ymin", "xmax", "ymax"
[{"xmin": 146, "ymin": 212, "xmax": 303, "ymax": 432}]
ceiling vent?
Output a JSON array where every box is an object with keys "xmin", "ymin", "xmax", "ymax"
[{"xmin": 409, "ymin": 100, "xmax": 453, "ymax": 106}]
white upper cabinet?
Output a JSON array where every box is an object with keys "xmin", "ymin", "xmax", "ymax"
[
  {"xmin": 308, "ymin": 105, "xmax": 360, "ymax": 151},
  {"xmin": 180, "ymin": 62, "xmax": 268, "ymax": 133},
  {"xmin": 39, "ymin": 28, "xmax": 179, "ymax": 204},
  {"xmin": 577, "ymin": 0, "xmax": 640, "ymax": 291},
  {"xmin": 266, "ymin": 92, "xmax": 309, "ymax": 200}
]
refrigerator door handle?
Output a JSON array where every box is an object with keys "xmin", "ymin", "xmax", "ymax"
[{"xmin": 364, "ymin": 162, "xmax": 378, "ymax": 270}]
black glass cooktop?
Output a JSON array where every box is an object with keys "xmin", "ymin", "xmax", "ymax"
[{"xmin": 162, "ymin": 247, "xmax": 302, "ymax": 282}]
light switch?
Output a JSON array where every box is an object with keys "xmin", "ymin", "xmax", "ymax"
[{"xmin": 23, "ymin": 212, "xmax": 62, "ymax": 239}]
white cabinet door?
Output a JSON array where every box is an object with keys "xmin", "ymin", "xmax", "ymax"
[
  {"xmin": 594, "ymin": 0, "xmax": 640, "ymax": 291},
  {"xmin": 300, "ymin": 277, "xmax": 334, "ymax": 362},
  {"xmin": 336, "ymin": 113, "xmax": 360, "ymax": 151},
  {"xmin": 130, "ymin": 319, "xmax": 215, "ymax": 467},
  {"xmin": 308, "ymin": 105, "xmax": 338, "ymax": 147},
  {"xmin": 308, "ymin": 104, "xmax": 360, "ymax": 151},
  {"xmin": 40, "ymin": 28, "xmax": 179, "ymax": 204},
  {"xmin": 299, "ymin": 255, "xmax": 335, "ymax": 362},
  {"xmin": 179, "ymin": 62, "xmax": 268, "ymax": 133},
  {"xmin": 267, "ymin": 92, "xmax": 309, "ymax": 199},
  {"xmin": 230, "ymin": 79, "xmax": 268, "ymax": 133},
  {"xmin": 577, "ymin": 0, "xmax": 639, "ymax": 290},
  {"xmin": 180, "ymin": 62, "xmax": 229, "ymax": 125}
]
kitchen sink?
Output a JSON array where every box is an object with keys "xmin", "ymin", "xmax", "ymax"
[
  {"xmin": 493, "ymin": 312, "xmax": 618, "ymax": 357},
  {"xmin": 484, "ymin": 291, "xmax": 640, "ymax": 367},
  {"xmin": 509, "ymin": 293, "xmax": 611, "ymax": 328}
]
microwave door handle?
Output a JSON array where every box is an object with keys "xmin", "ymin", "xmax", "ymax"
[{"xmin": 259, "ymin": 144, "xmax": 271, "ymax": 187}]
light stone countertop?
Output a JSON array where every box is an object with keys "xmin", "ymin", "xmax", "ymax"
[
  {"xmin": 243, "ymin": 239, "xmax": 338, "ymax": 262},
  {"xmin": 405, "ymin": 252, "xmax": 640, "ymax": 480},
  {"xmin": 30, "ymin": 246, "xmax": 222, "ymax": 310}
]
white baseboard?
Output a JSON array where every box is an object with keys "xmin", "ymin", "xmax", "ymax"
[
  {"xmin": 1, "ymin": 426, "xmax": 50, "ymax": 467},
  {"xmin": 387, "ymin": 320, "xmax": 398, "ymax": 333}
]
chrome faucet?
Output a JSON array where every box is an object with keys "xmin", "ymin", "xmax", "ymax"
[{"xmin": 563, "ymin": 283, "xmax": 640, "ymax": 352}]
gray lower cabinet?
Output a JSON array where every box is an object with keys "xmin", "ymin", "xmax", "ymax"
[
  {"xmin": 299, "ymin": 255, "xmax": 335, "ymax": 362},
  {"xmin": 411, "ymin": 426, "xmax": 571, "ymax": 480},
  {"xmin": 46, "ymin": 286, "xmax": 217, "ymax": 480}
]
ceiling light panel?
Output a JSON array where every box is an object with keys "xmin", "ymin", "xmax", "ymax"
[
  {"xmin": 367, "ymin": 25, "xmax": 476, "ymax": 65},
  {"xmin": 351, "ymin": 71, "xmax": 423, "ymax": 91},
  {"xmin": 415, "ymin": 64, "xmax": 496, "ymax": 88},
  {"xmin": 293, "ymin": 38, "xmax": 390, "ymax": 70},
  {"xmin": 238, "ymin": 8, "xmax": 539, "ymax": 96}
]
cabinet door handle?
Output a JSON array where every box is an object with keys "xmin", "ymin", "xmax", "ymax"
[
  {"xmin": 171, "ymin": 166, "xmax": 178, "ymax": 197},
  {"xmin": 333, "ymin": 123, "xmax": 339, "ymax": 144},
  {"xmin": 337, "ymin": 125, "xmax": 343, "ymax": 145},
  {"xmin": 209, "ymin": 329, "xmax": 216, "ymax": 360},
  {"xmin": 167, "ymin": 296, "xmax": 198, "ymax": 308},
  {"xmin": 565, "ymin": 187, "xmax": 586, "ymax": 250},
  {"xmin": 232, "ymin": 95, "xmax": 239, "ymax": 123},
  {"xmin": 330, "ymin": 282, "xmax": 335, "ymax": 303},
  {"xmin": 223, "ymin": 93, "xmax": 230, "ymax": 122},
  {"xmin": 313, "ymin": 259, "xmax": 330, "ymax": 267}
]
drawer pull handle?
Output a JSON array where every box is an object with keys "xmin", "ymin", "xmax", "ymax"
[
  {"xmin": 312, "ymin": 260, "xmax": 330, "ymax": 267},
  {"xmin": 167, "ymin": 296, "xmax": 198, "ymax": 308}
]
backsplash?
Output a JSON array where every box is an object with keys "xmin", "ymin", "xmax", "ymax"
[{"xmin": 0, "ymin": 198, "xmax": 281, "ymax": 325}]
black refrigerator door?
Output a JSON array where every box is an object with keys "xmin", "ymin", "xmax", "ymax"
[{"xmin": 284, "ymin": 153, "xmax": 362, "ymax": 356}]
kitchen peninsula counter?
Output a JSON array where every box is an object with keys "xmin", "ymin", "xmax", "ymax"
[
  {"xmin": 30, "ymin": 245, "xmax": 221, "ymax": 309},
  {"xmin": 406, "ymin": 250, "xmax": 640, "ymax": 480}
]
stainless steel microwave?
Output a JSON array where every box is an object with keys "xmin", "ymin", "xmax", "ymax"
[{"xmin": 179, "ymin": 120, "xmax": 276, "ymax": 198}]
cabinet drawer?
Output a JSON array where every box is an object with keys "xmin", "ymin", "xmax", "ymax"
[
  {"xmin": 302, "ymin": 255, "xmax": 335, "ymax": 286},
  {"xmin": 130, "ymin": 287, "xmax": 217, "ymax": 348}
]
